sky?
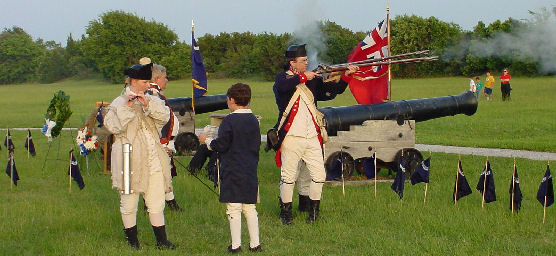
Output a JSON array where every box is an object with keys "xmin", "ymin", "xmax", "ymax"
[{"xmin": 1, "ymin": 0, "xmax": 555, "ymax": 45}]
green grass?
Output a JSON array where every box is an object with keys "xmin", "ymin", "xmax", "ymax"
[
  {"xmin": 0, "ymin": 130, "xmax": 554, "ymax": 255},
  {"xmin": 0, "ymin": 77, "xmax": 555, "ymax": 255}
]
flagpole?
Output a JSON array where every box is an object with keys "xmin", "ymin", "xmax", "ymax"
[
  {"xmin": 386, "ymin": 2, "xmax": 392, "ymax": 101},
  {"xmin": 482, "ymin": 157, "xmax": 488, "ymax": 208},
  {"xmin": 543, "ymin": 196, "xmax": 547, "ymax": 224},
  {"xmin": 69, "ymin": 151, "xmax": 72, "ymax": 193},
  {"xmin": 341, "ymin": 146, "xmax": 345, "ymax": 196},
  {"xmin": 374, "ymin": 151, "xmax": 377, "ymax": 198},
  {"xmin": 512, "ymin": 158, "xmax": 516, "ymax": 214},
  {"xmin": 424, "ymin": 151, "xmax": 431, "ymax": 203},
  {"xmin": 191, "ymin": 20, "xmax": 196, "ymax": 113},
  {"xmin": 454, "ymin": 155, "xmax": 460, "ymax": 205}
]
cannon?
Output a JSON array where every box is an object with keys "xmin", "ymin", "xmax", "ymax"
[
  {"xmin": 167, "ymin": 94, "xmax": 228, "ymax": 154},
  {"xmin": 320, "ymin": 90, "xmax": 477, "ymax": 179}
]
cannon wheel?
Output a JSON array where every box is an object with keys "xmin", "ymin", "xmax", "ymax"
[
  {"xmin": 325, "ymin": 151, "xmax": 355, "ymax": 179},
  {"xmin": 174, "ymin": 132, "xmax": 200, "ymax": 155},
  {"xmin": 393, "ymin": 148, "xmax": 423, "ymax": 177}
]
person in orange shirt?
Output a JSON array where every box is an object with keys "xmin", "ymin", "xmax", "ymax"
[{"xmin": 500, "ymin": 69, "xmax": 512, "ymax": 101}]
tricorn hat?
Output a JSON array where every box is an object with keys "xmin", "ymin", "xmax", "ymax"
[
  {"xmin": 124, "ymin": 63, "xmax": 153, "ymax": 80},
  {"xmin": 285, "ymin": 44, "xmax": 307, "ymax": 58}
]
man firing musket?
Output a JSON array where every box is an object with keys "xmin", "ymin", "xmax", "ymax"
[{"xmin": 271, "ymin": 44, "xmax": 359, "ymax": 225}]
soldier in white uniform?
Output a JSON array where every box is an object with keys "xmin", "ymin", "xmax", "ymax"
[
  {"xmin": 272, "ymin": 44, "xmax": 358, "ymax": 224},
  {"xmin": 104, "ymin": 62, "xmax": 176, "ymax": 250}
]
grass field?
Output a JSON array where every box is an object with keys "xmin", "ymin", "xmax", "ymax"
[{"xmin": 0, "ymin": 77, "xmax": 555, "ymax": 255}]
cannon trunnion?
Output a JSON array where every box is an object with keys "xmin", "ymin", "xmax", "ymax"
[{"xmin": 321, "ymin": 91, "xmax": 478, "ymax": 178}]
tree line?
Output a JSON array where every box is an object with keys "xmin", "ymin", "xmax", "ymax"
[{"xmin": 0, "ymin": 10, "xmax": 542, "ymax": 85}]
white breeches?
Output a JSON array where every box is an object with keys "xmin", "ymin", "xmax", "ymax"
[{"xmin": 280, "ymin": 136, "xmax": 325, "ymax": 202}]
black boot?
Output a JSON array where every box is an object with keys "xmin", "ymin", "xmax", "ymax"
[
  {"xmin": 279, "ymin": 198, "xmax": 293, "ymax": 225},
  {"xmin": 152, "ymin": 225, "xmax": 176, "ymax": 250},
  {"xmin": 298, "ymin": 194, "xmax": 310, "ymax": 212},
  {"xmin": 123, "ymin": 225, "xmax": 140, "ymax": 249},
  {"xmin": 227, "ymin": 245, "xmax": 242, "ymax": 254},
  {"xmin": 306, "ymin": 200, "xmax": 320, "ymax": 223},
  {"xmin": 166, "ymin": 199, "xmax": 183, "ymax": 212}
]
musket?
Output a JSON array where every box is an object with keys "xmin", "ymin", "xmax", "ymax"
[{"xmin": 314, "ymin": 50, "xmax": 438, "ymax": 74}]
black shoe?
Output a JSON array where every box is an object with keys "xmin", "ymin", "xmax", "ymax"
[
  {"xmin": 249, "ymin": 245, "xmax": 263, "ymax": 252},
  {"xmin": 227, "ymin": 245, "xmax": 241, "ymax": 254},
  {"xmin": 306, "ymin": 199, "xmax": 320, "ymax": 224},
  {"xmin": 298, "ymin": 194, "xmax": 310, "ymax": 212},
  {"xmin": 279, "ymin": 197, "xmax": 293, "ymax": 225},
  {"xmin": 166, "ymin": 199, "xmax": 183, "ymax": 212},
  {"xmin": 152, "ymin": 225, "xmax": 176, "ymax": 250},
  {"xmin": 123, "ymin": 225, "xmax": 140, "ymax": 249}
]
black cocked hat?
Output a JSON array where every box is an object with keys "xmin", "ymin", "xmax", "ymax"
[
  {"xmin": 124, "ymin": 63, "xmax": 153, "ymax": 80},
  {"xmin": 285, "ymin": 44, "xmax": 307, "ymax": 58}
]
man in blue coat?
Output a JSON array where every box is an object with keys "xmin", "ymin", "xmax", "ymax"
[{"xmin": 272, "ymin": 44, "xmax": 358, "ymax": 224}]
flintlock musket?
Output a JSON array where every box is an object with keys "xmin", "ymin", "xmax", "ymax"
[{"xmin": 313, "ymin": 50, "xmax": 439, "ymax": 74}]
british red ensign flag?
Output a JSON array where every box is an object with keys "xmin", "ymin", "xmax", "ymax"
[{"xmin": 347, "ymin": 19, "xmax": 389, "ymax": 104}]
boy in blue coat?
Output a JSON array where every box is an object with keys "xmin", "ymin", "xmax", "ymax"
[{"xmin": 199, "ymin": 83, "xmax": 262, "ymax": 253}]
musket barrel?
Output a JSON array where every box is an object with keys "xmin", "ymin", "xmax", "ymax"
[
  {"xmin": 167, "ymin": 94, "xmax": 228, "ymax": 115},
  {"xmin": 330, "ymin": 50, "xmax": 430, "ymax": 68},
  {"xmin": 319, "ymin": 91, "xmax": 478, "ymax": 136}
]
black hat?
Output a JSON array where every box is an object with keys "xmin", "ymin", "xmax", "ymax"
[
  {"xmin": 285, "ymin": 44, "xmax": 307, "ymax": 58},
  {"xmin": 124, "ymin": 63, "xmax": 153, "ymax": 80}
]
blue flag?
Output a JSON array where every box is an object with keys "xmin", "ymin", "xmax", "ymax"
[
  {"xmin": 4, "ymin": 129, "xmax": 14, "ymax": 151},
  {"xmin": 192, "ymin": 30, "xmax": 208, "ymax": 98},
  {"xmin": 96, "ymin": 104, "xmax": 104, "ymax": 127},
  {"xmin": 453, "ymin": 160, "xmax": 472, "ymax": 201},
  {"xmin": 477, "ymin": 160, "xmax": 496, "ymax": 203},
  {"xmin": 5, "ymin": 154, "xmax": 19, "ymax": 185},
  {"xmin": 69, "ymin": 153, "xmax": 85, "ymax": 190},
  {"xmin": 536, "ymin": 165, "xmax": 554, "ymax": 207},
  {"xmin": 509, "ymin": 164, "xmax": 523, "ymax": 211},
  {"xmin": 362, "ymin": 154, "xmax": 376, "ymax": 179},
  {"xmin": 411, "ymin": 157, "xmax": 430, "ymax": 185},
  {"xmin": 24, "ymin": 129, "xmax": 36, "ymax": 156},
  {"xmin": 391, "ymin": 161, "xmax": 406, "ymax": 199}
]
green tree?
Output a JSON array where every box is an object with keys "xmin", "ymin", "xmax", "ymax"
[
  {"xmin": 37, "ymin": 44, "xmax": 69, "ymax": 83},
  {"xmin": 81, "ymin": 11, "xmax": 179, "ymax": 83},
  {"xmin": 390, "ymin": 15, "xmax": 462, "ymax": 77},
  {"xmin": 160, "ymin": 41, "xmax": 191, "ymax": 80},
  {"xmin": 0, "ymin": 26, "xmax": 44, "ymax": 84},
  {"xmin": 321, "ymin": 21, "xmax": 363, "ymax": 64},
  {"xmin": 252, "ymin": 32, "xmax": 291, "ymax": 80}
]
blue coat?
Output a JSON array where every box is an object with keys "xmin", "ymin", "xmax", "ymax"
[{"xmin": 210, "ymin": 112, "xmax": 261, "ymax": 204}]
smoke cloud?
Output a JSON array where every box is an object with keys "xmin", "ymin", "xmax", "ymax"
[
  {"xmin": 289, "ymin": 0, "xmax": 327, "ymax": 71},
  {"xmin": 445, "ymin": 7, "xmax": 556, "ymax": 74}
]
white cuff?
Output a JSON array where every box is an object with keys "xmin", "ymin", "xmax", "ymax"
[{"xmin": 205, "ymin": 138, "xmax": 213, "ymax": 151}]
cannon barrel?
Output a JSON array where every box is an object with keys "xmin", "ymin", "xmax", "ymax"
[
  {"xmin": 167, "ymin": 94, "xmax": 228, "ymax": 115},
  {"xmin": 319, "ymin": 90, "xmax": 478, "ymax": 136}
]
